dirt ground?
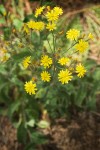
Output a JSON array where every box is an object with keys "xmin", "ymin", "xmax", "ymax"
[
  {"xmin": 0, "ymin": 110, "xmax": 100, "ymax": 150},
  {"xmin": 39, "ymin": 112, "xmax": 100, "ymax": 150}
]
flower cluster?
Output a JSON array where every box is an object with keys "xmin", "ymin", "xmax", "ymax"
[
  {"xmin": 18, "ymin": 6, "xmax": 93, "ymax": 95},
  {"xmin": 46, "ymin": 7, "xmax": 63, "ymax": 31},
  {"xmin": 23, "ymin": 6, "xmax": 63, "ymax": 33}
]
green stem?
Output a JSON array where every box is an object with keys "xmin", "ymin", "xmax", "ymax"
[
  {"xmin": 62, "ymin": 41, "xmax": 78, "ymax": 55},
  {"xmin": 52, "ymin": 32, "xmax": 56, "ymax": 54},
  {"xmin": 52, "ymin": 32, "xmax": 56, "ymax": 80},
  {"xmin": 43, "ymin": 32, "xmax": 57, "ymax": 102},
  {"xmin": 46, "ymin": 38, "xmax": 53, "ymax": 53},
  {"xmin": 30, "ymin": 29, "xmax": 32, "ymax": 45}
]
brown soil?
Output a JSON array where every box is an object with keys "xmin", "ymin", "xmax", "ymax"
[
  {"xmin": 0, "ymin": 110, "xmax": 100, "ymax": 150},
  {"xmin": 38, "ymin": 111, "xmax": 100, "ymax": 150},
  {"xmin": 0, "ymin": 116, "xmax": 23, "ymax": 150}
]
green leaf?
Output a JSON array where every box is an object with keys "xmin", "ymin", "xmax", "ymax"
[
  {"xmin": 86, "ymin": 96, "xmax": 96, "ymax": 110},
  {"xmin": 7, "ymin": 100, "xmax": 21, "ymax": 118},
  {"xmin": 26, "ymin": 119, "xmax": 35, "ymax": 127},
  {"xmin": 35, "ymin": 88, "xmax": 47, "ymax": 99},
  {"xmin": 24, "ymin": 14, "xmax": 36, "ymax": 23},
  {"xmin": 12, "ymin": 51, "xmax": 31, "ymax": 62},
  {"xmin": 13, "ymin": 18, "xmax": 23, "ymax": 30},
  {"xmin": 17, "ymin": 123, "xmax": 28, "ymax": 144},
  {"xmin": 93, "ymin": 68, "xmax": 100, "ymax": 80},
  {"xmin": 31, "ymin": 131, "xmax": 48, "ymax": 145},
  {"xmin": 0, "ymin": 18, "xmax": 6, "ymax": 24},
  {"xmin": 85, "ymin": 59, "xmax": 97, "ymax": 69},
  {"xmin": 0, "ymin": 64, "xmax": 6, "ymax": 73},
  {"xmin": 3, "ymin": 27, "xmax": 12, "ymax": 40},
  {"xmin": 0, "ymin": 5, "xmax": 6, "ymax": 15},
  {"xmin": 75, "ymin": 84, "xmax": 86, "ymax": 106},
  {"xmin": 37, "ymin": 120, "xmax": 50, "ymax": 129}
]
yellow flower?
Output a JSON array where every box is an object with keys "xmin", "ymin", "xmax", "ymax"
[
  {"xmin": 88, "ymin": 33, "xmax": 94, "ymax": 40},
  {"xmin": 27, "ymin": 21, "xmax": 45, "ymax": 31},
  {"xmin": 41, "ymin": 71, "xmax": 51, "ymax": 82},
  {"xmin": 46, "ymin": 22, "xmax": 56, "ymax": 31},
  {"xmin": 58, "ymin": 69, "xmax": 73, "ymax": 84},
  {"xmin": 24, "ymin": 81, "xmax": 37, "ymax": 95},
  {"xmin": 35, "ymin": 21, "xmax": 45, "ymax": 31},
  {"xmin": 58, "ymin": 57, "xmax": 70, "ymax": 66},
  {"xmin": 46, "ymin": 10, "xmax": 58, "ymax": 22},
  {"xmin": 76, "ymin": 64, "xmax": 86, "ymax": 78},
  {"xmin": 35, "ymin": 6, "xmax": 45, "ymax": 18},
  {"xmin": 22, "ymin": 56, "xmax": 31, "ymax": 69},
  {"xmin": 66, "ymin": 29, "xmax": 80, "ymax": 40},
  {"xmin": 53, "ymin": 7, "xmax": 63, "ymax": 16},
  {"xmin": 75, "ymin": 39, "xmax": 88, "ymax": 53},
  {"xmin": 27, "ymin": 20, "xmax": 36, "ymax": 29},
  {"xmin": 41, "ymin": 55, "xmax": 52, "ymax": 68}
]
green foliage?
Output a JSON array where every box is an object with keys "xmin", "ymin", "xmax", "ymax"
[{"xmin": 0, "ymin": 4, "xmax": 6, "ymax": 15}]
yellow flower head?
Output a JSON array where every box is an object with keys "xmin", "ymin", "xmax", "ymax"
[
  {"xmin": 76, "ymin": 64, "xmax": 86, "ymax": 78},
  {"xmin": 88, "ymin": 33, "xmax": 94, "ymax": 40},
  {"xmin": 27, "ymin": 20, "xmax": 36, "ymax": 29},
  {"xmin": 24, "ymin": 81, "xmax": 37, "ymax": 95},
  {"xmin": 66, "ymin": 29, "xmax": 80, "ymax": 40},
  {"xmin": 58, "ymin": 69, "xmax": 73, "ymax": 84},
  {"xmin": 41, "ymin": 71, "xmax": 51, "ymax": 82},
  {"xmin": 35, "ymin": 21, "xmax": 45, "ymax": 31},
  {"xmin": 41, "ymin": 55, "xmax": 52, "ymax": 68},
  {"xmin": 35, "ymin": 6, "xmax": 45, "ymax": 18},
  {"xmin": 75, "ymin": 39, "xmax": 88, "ymax": 53},
  {"xmin": 46, "ymin": 10, "xmax": 58, "ymax": 22},
  {"xmin": 22, "ymin": 56, "xmax": 31, "ymax": 69},
  {"xmin": 58, "ymin": 57, "xmax": 70, "ymax": 66},
  {"xmin": 53, "ymin": 7, "xmax": 63, "ymax": 16},
  {"xmin": 46, "ymin": 22, "xmax": 56, "ymax": 31},
  {"xmin": 27, "ymin": 21, "xmax": 45, "ymax": 31}
]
